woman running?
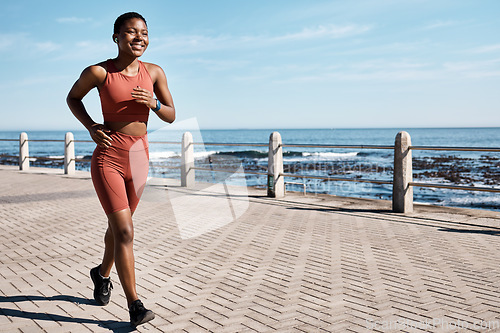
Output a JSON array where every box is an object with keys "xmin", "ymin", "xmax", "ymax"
[{"xmin": 66, "ymin": 12, "xmax": 175, "ymax": 326}]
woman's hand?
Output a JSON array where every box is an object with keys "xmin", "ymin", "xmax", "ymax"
[
  {"xmin": 131, "ymin": 86, "xmax": 155, "ymax": 109},
  {"xmin": 89, "ymin": 123, "xmax": 112, "ymax": 148}
]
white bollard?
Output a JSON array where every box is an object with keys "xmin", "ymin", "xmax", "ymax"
[
  {"xmin": 64, "ymin": 132, "xmax": 75, "ymax": 175},
  {"xmin": 268, "ymin": 131, "xmax": 284, "ymax": 198},
  {"xmin": 392, "ymin": 131, "xmax": 413, "ymax": 213},
  {"xmin": 19, "ymin": 132, "xmax": 29, "ymax": 171},
  {"xmin": 181, "ymin": 131, "xmax": 195, "ymax": 188}
]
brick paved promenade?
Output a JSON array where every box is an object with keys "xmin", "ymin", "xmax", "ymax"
[{"xmin": 1, "ymin": 165, "xmax": 499, "ymax": 332}]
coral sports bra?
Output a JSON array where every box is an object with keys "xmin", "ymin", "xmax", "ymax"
[{"xmin": 99, "ymin": 59, "xmax": 154, "ymax": 122}]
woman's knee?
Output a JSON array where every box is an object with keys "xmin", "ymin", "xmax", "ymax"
[
  {"xmin": 107, "ymin": 209, "xmax": 134, "ymax": 244},
  {"xmin": 114, "ymin": 226, "xmax": 134, "ymax": 244}
]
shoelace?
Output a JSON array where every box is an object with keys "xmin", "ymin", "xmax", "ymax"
[
  {"xmin": 131, "ymin": 300, "xmax": 145, "ymax": 312},
  {"xmin": 101, "ymin": 279, "xmax": 113, "ymax": 295}
]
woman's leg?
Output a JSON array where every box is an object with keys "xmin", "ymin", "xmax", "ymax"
[
  {"xmin": 100, "ymin": 226, "xmax": 114, "ymax": 277},
  {"xmin": 107, "ymin": 208, "xmax": 138, "ymax": 307},
  {"xmin": 99, "ymin": 210, "xmax": 135, "ymax": 277}
]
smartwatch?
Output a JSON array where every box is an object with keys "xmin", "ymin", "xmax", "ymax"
[{"xmin": 152, "ymin": 99, "xmax": 161, "ymax": 112}]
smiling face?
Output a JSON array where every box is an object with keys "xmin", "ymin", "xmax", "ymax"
[{"xmin": 113, "ymin": 18, "xmax": 149, "ymax": 57}]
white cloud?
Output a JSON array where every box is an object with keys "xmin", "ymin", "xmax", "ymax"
[
  {"xmin": 232, "ymin": 54, "xmax": 500, "ymax": 84},
  {"xmin": 444, "ymin": 59, "xmax": 500, "ymax": 71},
  {"xmin": 36, "ymin": 42, "xmax": 60, "ymax": 53},
  {"xmin": 465, "ymin": 71, "xmax": 500, "ymax": 78},
  {"xmin": 468, "ymin": 44, "xmax": 500, "ymax": 54},
  {"xmin": 272, "ymin": 68, "xmax": 440, "ymax": 84},
  {"xmin": 352, "ymin": 60, "xmax": 430, "ymax": 71},
  {"xmin": 181, "ymin": 58, "xmax": 251, "ymax": 71},
  {"xmin": 0, "ymin": 74, "xmax": 71, "ymax": 89},
  {"xmin": 0, "ymin": 33, "xmax": 61, "ymax": 58},
  {"xmin": 56, "ymin": 17, "xmax": 92, "ymax": 24},
  {"xmin": 443, "ymin": 59, "xmax": 500, "ymax": 78},
  {"xmin": 274, "ymin": 24, "xmax": 372, "ymax": 41},
  {"xmin": 421, "ymin": 20, "xmax": 461, "ymax": 30},
  {"xmin": 272, "ymin": 56, "xmax": 500, "ymax": 83},
  {"xmin": 150, "ymin": 24, "xmax": 371, "ymax": 55},
  {"xmin": 0, "ymin": 33, "xmax": 28, "ymax": 53},
  {"xmin": 330, "ymin": 40, "xmax": 430, "ymax": 57},
  {"xmin": 52, "ymin": 39, "xmax": 115, "ymax": 61},
  {"xmin": 233, "ymin": 59, "xmax": 441, "ymax": 84}
]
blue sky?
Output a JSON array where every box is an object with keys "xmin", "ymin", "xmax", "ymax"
[{"xmin": 1, "ymin": 0, "xmax": 499, "ymax": 130}]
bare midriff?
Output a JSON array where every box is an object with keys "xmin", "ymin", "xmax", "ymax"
[{"xmin": 105, "ymin": 121, "xmax": 147, "ymax": 136}]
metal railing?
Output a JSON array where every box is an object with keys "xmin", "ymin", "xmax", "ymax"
[
  {"xmin": 195, "ymin": 142, "xmax": 268, "ymax": 147},
  {"xmin": 409, "ymin": 145, "xmax": 500, "ymax": 193},
  {"xmin": 282, "ymin": 143, "xmax": 393, "ymax": 150},
  {"xmin": 280, "ymin": 142, "xmax": 394, "ymax": 187},
  {"xmin": 2, "ymin": 131, "xmax": 499, "ymax": 213},
  {"xmin": 190, "ymin": 141, "xmax": 269, "ymax": 176},
  {"xmin": 410, "ymin": 146, "xmax": 500, "ymax": 152},
  {"xmin": 188, "ymin": 141, "xmax": 269, "ymax": 176},
  {"xmin": 277, "ymin": 144, "xmax": 500, "ymax": 191},
  {"xmin": 279, "ymin": 172, "xmax": 393, "ymax": 185}
]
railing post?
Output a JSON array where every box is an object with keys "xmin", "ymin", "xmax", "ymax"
[
  {"xmin": 19, "ymin": 132, "xmax": 29, "ymax": 171},
  {"xmin": 64, "ymin": 132, "xmax": 75, "ymax": 175},
  {"xmin": 268, "ymin": 131, "xmax": 284, "ymax": 198},
  {"xmin": 392, "ymin": 131, "xmax": 413, "ymax": 213},
  {"xmin": 181, "ymin": 131, "xmax": 195, "ymax": 188}
]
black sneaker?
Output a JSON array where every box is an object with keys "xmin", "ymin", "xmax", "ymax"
[
  {"xmin": 90, "ymin": 264, "xmax": 113, "ymax": 306},
  {"xmin": 129, "ymin": 299, "xmax": 155, "ymax": 327}
]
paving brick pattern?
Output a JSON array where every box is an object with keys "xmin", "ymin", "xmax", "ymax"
[{"xmin": 0, "ymin": 165, "xmax": 500, "ymax": 332}]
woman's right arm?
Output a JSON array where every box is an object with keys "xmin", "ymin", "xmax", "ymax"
[{"xmin": 67, "ymin": 66, "xmax": 112, "ymax": 148}]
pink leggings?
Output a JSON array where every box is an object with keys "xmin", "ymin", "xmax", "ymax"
[{"xmin": 91, "ymin": 131, "xmax": 149, "ymax": 215}]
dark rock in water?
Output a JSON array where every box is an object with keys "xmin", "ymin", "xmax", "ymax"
[
  {"xmin": 413, "ymin": 154, "xmax": 498, "ymax": 186},
  {"xmin": 0, "ymin": 154, "xmax": 18, "ymax": 165},
  {"xmin": 214, "ymin": 150, "xmax": 268, "ymax": 159}
]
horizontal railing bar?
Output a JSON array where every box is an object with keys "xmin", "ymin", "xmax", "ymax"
[
  {"xmin": 148, "ymin": 141, "xmax": 180, "ymax": 144},
  {"xmin": 192, "ymin": 166, "xmax": 267, "ymax": 176},
  {"xmin": 280, "ymin": 172, "xmax": 393, "ymax": 185},
  {"xmin": 3, "ymin": 138, "xmax": 500, "ymax": 152},
  {"xmin": 410, "ymin": 146, "xmax": 500, "ymax": 152},
  {"xmin": 150, "ymin": 165, "xmax": 181, "ymax": 170},
  {"xmin": 194, "ymin": 142, "xmax": 268, "ymax": 147},
  {"xmin": 409, "ymin": 182, "xmax": 500, "ymax": 192},
  {"xmin": 71, "ymin": 159, "xmax": 183, "ymax": 169},
  {"xmin": 282, "ymin": 144, "xmax": 394, "ymax": 150},
  {"xmin": 73, "ymin": 140, "xmax": 182, "ymax": 144},
  {"xmin": 0, "ymin": 154, "xmax": 18, "ymax": 158},
  {"xmin": 71, "ymin": 140, "xmax": 182, "ymax": 144},
  {"xmin": 27, "ymin": 156, "xmax": 64, "ymax": 161}
]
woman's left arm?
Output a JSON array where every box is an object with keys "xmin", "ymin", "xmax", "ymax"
[
  {"xmin": 149, "ymin": 64, "xmax": 175, "ymax": 123},
  {"xmin": 133, "ymin": 63, "xmax": 176, "ymax": 123}
]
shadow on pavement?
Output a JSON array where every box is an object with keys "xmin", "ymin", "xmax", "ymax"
[
  {"xmin": 0, "ymin": 295, "xmax": 94, "ymax": 305},
  {"xmin": 437, "ymin": 227, "xmax": 500, "ymax": 236},
  {"xmin": 256, "ymin": 196, "xmax": 500, "ymax": 232},
  {"xmin": 0, "ymin": 295, "xmax": 136, "ymax": 332}
]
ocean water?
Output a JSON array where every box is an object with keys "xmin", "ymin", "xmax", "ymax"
[{"xmin": 1, "ymin": 128, "xmax": 499, "ymax": 211}]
